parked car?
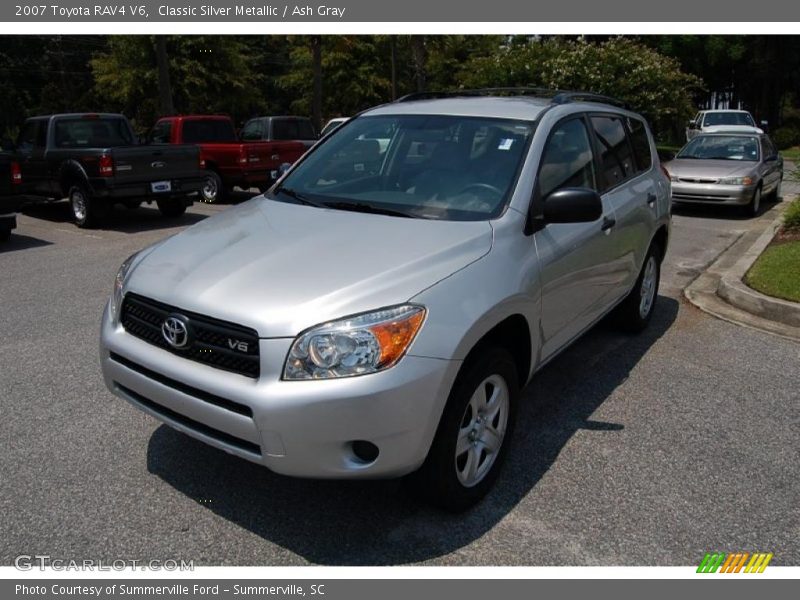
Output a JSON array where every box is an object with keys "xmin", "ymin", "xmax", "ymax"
[
  {"xmin": 100, "ymin": 90, "xmax": 671, "ymax": 510},
  {"xmin": 320, "ymin": 117, "xmax": 349, "ymax": 137},
  {"xmin": 0, "ymin": 153, "xmax": 23, "ymax": 241},
  {"xmin": 240, "ymin": 116, "xmax": 318, "ymax": 150},
  {"xmin": 147, "ymin": 115, "xmax": 306, "ymax": 203},
  {"xmin": 665, "ymin": 132, "xmax": 783, "ymax": 216},
  {"xmin": 12, "ymin": 113, "xmax": 206, "ymax": 227},
  {"xmin": 686, "ymin": 109, "xmax": 763, "ymax": 141}
]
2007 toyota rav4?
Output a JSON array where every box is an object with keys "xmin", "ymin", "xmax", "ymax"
[{"xmin": 100, "ymin": 90, "xmax": 671, "ymax": 510}]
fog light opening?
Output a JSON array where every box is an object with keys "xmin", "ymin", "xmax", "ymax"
[{"xmin": 350, "ymin": 440, "xmax": 379, "ymax": 464}]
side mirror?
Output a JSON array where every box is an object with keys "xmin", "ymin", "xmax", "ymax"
[
  {"xmin": 542, "ymin": 188, "xmax": 603, "ymax": 224},
  {"xmin": 278, "ymin": 162, "xmax": 292, "ymax": 177},
  {"xmin": 687, "ymin": 120, "xmax": 696, "ymax": 129},
  {"xmin": 1, "ymin": 138, "xmax": 15, "ymax": 152}
]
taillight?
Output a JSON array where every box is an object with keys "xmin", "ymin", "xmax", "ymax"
[
  {"xmin": 238, "ymin": 147, "xmax": 248, "ymax": 165},
  {"xmin": 99, "ymin": 154, "xmax": 114, "ymax": 177},
  {"xmin": 199, "ymin": 152, "xmax": 206, "ymax": 170},
  {"xmin": 10, "ymin": 161, "xmax": 22, "ymax": 185}
]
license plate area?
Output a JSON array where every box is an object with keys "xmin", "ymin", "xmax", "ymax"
[{"xmin": 151, "ymin": 180, "xmax": 171, "ymax": 193}]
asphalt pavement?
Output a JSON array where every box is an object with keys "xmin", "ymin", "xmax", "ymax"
[{"xmin": 0, "ymin": 194, "xmax": 797, "ymax": 566}]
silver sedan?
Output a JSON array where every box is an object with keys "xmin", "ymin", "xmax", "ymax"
[{"xmin": 665, "ymin": 133, "xmax": 783, "ymax": 216}]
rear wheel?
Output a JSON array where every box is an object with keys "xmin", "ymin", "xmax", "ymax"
[
  {"xmin": 157, "ymin": 198, "xmax": 187, "ymax": 218},
  {"xmin": 69, "ymin": 184, "xmax": 107, "ymax": 228},
  {"xmin": 200, "ymin": 171, "xmax": 223, "ymax": 204},
  {"xmin": 412, "ymin": 347, "xmax": 518, "ymax": 512},
  {"xmin": 614, "ymin": 242, "xmax": 661, "ymax": 333}
]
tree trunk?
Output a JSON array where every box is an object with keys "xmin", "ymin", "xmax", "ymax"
[
  {"xmin": 155, "ymin": 36, "xmax": 175, "ymax": 116},
  {"xmin": 412, "ymin": 36, "xmax": 427, "ymax": 92},
  {"xmin": 311, "ymin": 35, "xmax": 323, "ymax": 133},
  {"xmin": 390, "ymin": 37, "xmax": 397, "ymax": 100}
]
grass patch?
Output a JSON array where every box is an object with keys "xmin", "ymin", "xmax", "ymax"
[
  {"xmin": 781, "ymin": 146, "xmax": 800, "ymax": 162},
  {"xmin": 785, "ymin": 198, "xmax": 800, "ymax": 229},
  {"xmin": 745, "ymin": 240, "xmax": 800, "ymax": 302}
]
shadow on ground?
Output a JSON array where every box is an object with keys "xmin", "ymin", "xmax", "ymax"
[
  {"xmin": 671, "ymin": 197, "xmax": 783, "ymax": 221},
  {"xmin": 0, "ymin": 233, "xmax": 52, "ymax": 253},
  {"xmin": 147, "ymin": 296, "xmax": 679, "ymax": 565}
]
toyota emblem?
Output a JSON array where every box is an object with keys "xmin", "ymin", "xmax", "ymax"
[{"xmin": 161, "ymin": 314, "xmax": 190, "ymax": 349}]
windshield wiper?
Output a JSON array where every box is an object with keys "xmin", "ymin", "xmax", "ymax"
[
  {"xmin": 275, "ymin": 186, "xmax": 327, "ymax": 208},
  {"xmin": 322, "ymin": 200, "xmax": 422, "ymax": 219}
]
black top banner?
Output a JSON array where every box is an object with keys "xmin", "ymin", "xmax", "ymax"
[{"xmin": 2, "ymin": 0, "xmax": 799, "ymax": 22}]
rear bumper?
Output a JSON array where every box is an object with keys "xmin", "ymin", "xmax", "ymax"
[
  {"xmin": 90, "ymin": 175, "xmax": 205, "ymax": 202},
  {"xmin": 671, "ymin": 182, "xmax": 755, "ymax": 205},
  {"xmin": 218, "ymin": 168, "xmax": 272, "ymax": 189},
  {"xmin": 0, "ymin": 213, "xmax": 16, "ymax": 231}
]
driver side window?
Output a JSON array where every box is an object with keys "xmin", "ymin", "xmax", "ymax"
[{"xmin": 537, "ymin": 118, "xmax": 597, "ymax": 199}]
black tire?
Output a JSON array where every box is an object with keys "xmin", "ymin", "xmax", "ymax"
[
  {"xmin": 69, "ymin": 184, "xmax": 108, "ymax": 228},
  {"xmin": 411, "ymin": 347, "xmax": 519, "ymax": 512},
  {"xmin": 200, "ymin": 171, "xmax": 224, "ymax": 204},
  {"xmin": 769, "ymin": 179, "xmax": 783, "ymax": 203},
  {"xmin": 614, "ymin": 242, "xmax": 662, "ymax": 333},
  {"xmin": 744, "ymin": 184, "xmax": 762, "ymax": 217},
  {"xmin": 0, "ymin": 228, "xmax": 11, "ymax": 242},
  {"xmin": 157, "ymin": 198, "xmax": 187, "ymax": 218},
  {"xmin": 123, "ymin": 200, "xmax": 142, "ymax": 210}
]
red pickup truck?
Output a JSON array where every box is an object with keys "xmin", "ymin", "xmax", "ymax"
[{"xmin": 147, "ymin": 115, "xmax": 306, "ymax": 203}]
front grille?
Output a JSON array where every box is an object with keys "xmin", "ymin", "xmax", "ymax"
[
  {"xmin": 121, "ymin": 293, "xmax": 260, "ymax": 378},
  {"xmin": 678, "ymin": 177, "xmax": 719, "ymax": 184}
]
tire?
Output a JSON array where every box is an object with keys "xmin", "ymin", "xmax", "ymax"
[
  {"xmin": 744, "ymin": 185, "xmax": 762, "ymax": 217},
  {"xmin": 411, "ymin": 347, "xmax": 519, "ymax": 512},
  {"xmin": 157, "ymin": 198, "xmax": 187, "ymax": 218},
  {"xmin": 0, "ymin": 228, "xmax": 10, "ymax": 242},
  {"xmin": 614, "ymin": 242, "xmax": 661, "ymax": 333},
  {"xmin": 200, "ymin": 171, "xmax": 223, "ymax": 204},
  {"xmin": 69, "ymin": 184, "xmax": 107, "ymax": 228},
  {"xmin": 123, "ymin": 200, "xmax": 142, "ymax": 210},
  {"xmin": 771, "ymin": 179, "xmax": 782, "ymax": 203}
]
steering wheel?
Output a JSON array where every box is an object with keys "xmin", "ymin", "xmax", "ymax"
[{"xmin": 455, "ymin": 183, "xmax": 503, "ymax": 198}]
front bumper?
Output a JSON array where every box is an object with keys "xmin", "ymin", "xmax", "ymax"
[
  {"xmin": 99, "ymin": 301, "xmax": 459, "ymax": 479},
  {"xmin": 671, "ymin": 181, "xmax": 755, "ymax": 205}
]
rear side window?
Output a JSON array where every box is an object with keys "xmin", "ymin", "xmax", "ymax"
[
  {"xmin": 538, "ymin": 118, "xmax": 597, "ymax": 199},
  {"xmin": 148, "ymin": 121, "xmax": 172, "ymax": 144},
  {"xmin": 16, "ymin": 121, "xmax": 39, "ymax": 152},
  {"xmin": 590, "ymin": 116, "xmax": 635, "ymax": 190},
  {"xmin": 54, "ymin": 117, "xmax": 133, "ymax": 148},
  {"xmin": 240, "ymin": 120, "xmax": 263, "ymax": 141},
  {"xmin": 272, "ymin": 119, "xmax": 316, "ymax": 141},
  {"xmin": 182, "ymin": 119, "xmax": 236, "ymax": 143},
  {"xmin": 627, "ymin": 117, "xmax": 652, "ymax": 173}
]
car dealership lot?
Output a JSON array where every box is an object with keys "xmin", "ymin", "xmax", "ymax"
[{"xmin": 1, "ymin": 198, "xmax": 798, "ymax": 566}]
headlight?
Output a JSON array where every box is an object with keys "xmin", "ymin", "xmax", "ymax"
[
  {"xmin": 110, "ymin": 251, "xmax": 139, "ymax": 323},
  {"xmin": 283, "ymin": 305, "xmax": 426, "ymax": 380},
  {"xmin": 718, "ymin": 176, "xmax": 754, "ymax": 185}
]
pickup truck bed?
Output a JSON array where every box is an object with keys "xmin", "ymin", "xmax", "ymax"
[{"xmin": 0, "ymin": 152, "xmax": 22, "ymax": 241}]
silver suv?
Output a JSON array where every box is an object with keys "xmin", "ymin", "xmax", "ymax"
[{"xmin": 100, "ymin": 90, "xmax": 671, "ymax": 510}]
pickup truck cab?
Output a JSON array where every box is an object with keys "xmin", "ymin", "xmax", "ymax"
[
  {"xmin": 0, "ymin": 153, "xmax": 23, "ymax": 242},
  {"xmin": 147, "ymin": 115, "xmax": 306, "ymax": 204},
  {"xmin": 240, "ymin": 116, "xmax": 319, "ymax": 150},
  {"xmin": 100, "ymin": 90, "xmax": 671, "ymax": 510},
  {"xmin": 14, "ymin": 113, "xmax": 205, "ymax": 228}
]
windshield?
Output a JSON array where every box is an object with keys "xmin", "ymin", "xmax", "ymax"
[
  {"xmin": 182, "ymin": 119, "xmax": 237, "ymax": 143},
  {"xmin": 53, "ymin": 117, "xmax": 133, "ymax": 148},
  {"xmin": 677, "ymin": 136, "xmax": 760, "ymax": 162},
  {"xmin": 273, "ymin": 114, "xmax": 535, "ymax": 221},
  {"xmin": 702, "ymin": 112, "xmax": 755, "ymax": 128}
]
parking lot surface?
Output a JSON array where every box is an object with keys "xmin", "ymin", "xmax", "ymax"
[{"xmin": 1, "ymin": 196, "xmax": 798, "ymax": 566}]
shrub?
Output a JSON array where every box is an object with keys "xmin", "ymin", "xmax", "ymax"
[
  {"xmin": 773, "ymin": 127, "xmax": 800, "ymax": 150},
  {"xmin": 784, "ymin": 197, "xmax": 800, "ymax": 230}
]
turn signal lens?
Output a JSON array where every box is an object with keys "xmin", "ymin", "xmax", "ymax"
[{"xmin": 370, "ymin": 310, "xmax": 425, "ymax": 367}]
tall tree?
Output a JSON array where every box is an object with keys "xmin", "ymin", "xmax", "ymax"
[
  {"xmin": 155, "ymin": 35, "xmax": 175, "ymax": 116},
  {"xmin": 310, "ymin": 35, "xmax": 323, "ymax": 131},
  {"xmin": 412, "ymin": 36, "xmax": 427, "ymax": 92}
]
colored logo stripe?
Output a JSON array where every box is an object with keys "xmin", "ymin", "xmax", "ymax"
[{"xmin": 697, "ymin": 552, "xmax": 772, "ymax": 573}]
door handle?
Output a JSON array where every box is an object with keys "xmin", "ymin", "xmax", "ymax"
[
  {"xmin": 646, "ymin": 192, "xmax": 657, "ymax": 207},
  {"xmin": 601, "ymin": 216, "xmax": 616, "ymax": 232}
]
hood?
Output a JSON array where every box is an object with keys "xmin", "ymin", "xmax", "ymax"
[
  {"xmin": 665, "ymin": 158, "xmax": 757, "ymax": 180},
  {"xmin": 125, "ymin": 198, "xmax": 493, "ymax": 337},
  {"xmin": 702, "ymin": 125, "xmax": 763, "ymax": 134}
]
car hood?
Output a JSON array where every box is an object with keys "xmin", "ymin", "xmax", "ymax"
[
  {"xmin": 125, "ymin": 198, "xmax": 493, "ymax": 337},
  {"xmin": 665, "ymin": 159, "xmax": 758, "ymax": 179},
  {"xmin": 702, "ymin": 125, "xmax": 763, "ymax": 134}
]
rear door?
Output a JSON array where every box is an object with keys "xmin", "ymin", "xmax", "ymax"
[
  {"xmin": 588, "ymin": 114, "xmax": 658, "ymax": 296},
  {"xmin": 534, "ymin": 115, "xmax": 621, "ymax": 360}
]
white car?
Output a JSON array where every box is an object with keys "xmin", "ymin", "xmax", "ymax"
[{"xmin": 686, "ymin": 110, "xmax": 764, "ymax": 141}]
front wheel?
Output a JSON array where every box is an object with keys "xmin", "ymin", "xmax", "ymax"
[
  {"xmin": 744, "ymin": 185, "xmax": 762, "ymax": 217},
  {"xmin": 614, "ymin": 243, "xmax": 661, "ymax": 333},
  {"xmin": 157, "ymin": 198, "xmax": 187, "ymax": 218},
  {"xmin": 412, "ymin": 347, "xmax": 518, "ymax": 511}
]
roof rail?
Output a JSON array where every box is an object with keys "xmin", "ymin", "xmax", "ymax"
[{"xmin": 395, "ymin": 88, "xmax": 628, "ymax": 109}]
